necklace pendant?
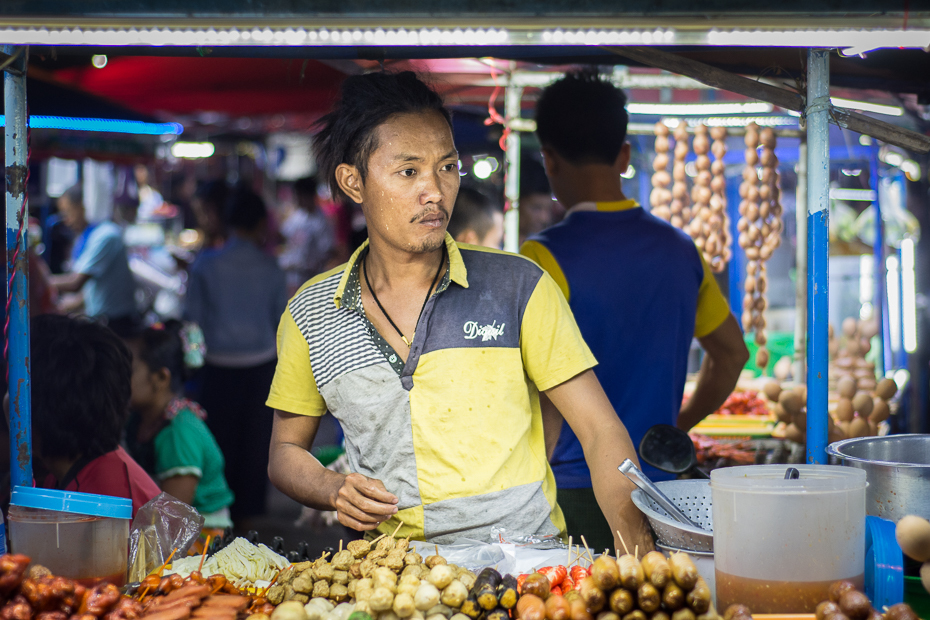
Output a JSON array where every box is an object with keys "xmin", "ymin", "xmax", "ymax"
[{"xmin": 401, "ymin": 336, "xmax": 412, "ymax": 347}]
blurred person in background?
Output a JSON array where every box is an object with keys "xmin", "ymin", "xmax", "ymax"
[
  {"xmin": 126, "ymin": 320, "xmax": 234, "ymax": 545},
  {"xmin": 279, "ymin": 176, "xmax": 334, "ymax": 295},
  {"xmin": 28, "ymin": 218, "xmax": 59, "ymax": 315},
  {"xmin": 48, "ymin": 184, "xmax": 139, "ymax": 336},
  {"xmin": 169, "ymin": 171, "xmax": 200, "ymax": 230},
  {"xmin": 134, "ymin": 164, "xmax": 165, "ymax": 222},
  {"xmin": 191, "ymin": 180, "xmax": 229, "ymax": 252},
  {"xmin": 447, "ymin": 186, "xmax": 505, "ymax": 249},
  {"xmin": 31, "ymin": 314, "xmax": 160, "ymax": 518},
  {"xmin": 518, "ymin": 160, "xmax": 562, "ymax": 246},
  {"xmin": 184, "ymin": 186, "xmax": 288, "ymax": 522}
]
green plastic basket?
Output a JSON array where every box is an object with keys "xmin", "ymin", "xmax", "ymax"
[
  {"xmin": 905, "ymin": 576, "xmax": 930, "ymax": 620},
  {"xmin": 743, "ymin": 331, "xmax": 795, "ymax": 377}
]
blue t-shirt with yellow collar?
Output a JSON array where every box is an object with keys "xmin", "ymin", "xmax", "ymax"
[{"xmin": 521, "ymin": 199, "xmax": 730, "ymax": 485}]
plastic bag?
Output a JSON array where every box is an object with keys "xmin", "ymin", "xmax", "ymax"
[
  {"xmin": 490, "ymin": 527, "xmax": 565, "ymax": 550},
  {"xmin": 411, "ymin": 539, "xmax": 512, "ymax": 574},
  {"xmin": 128, "ymin": 493, "xmax": 204, "ymax": 583}
]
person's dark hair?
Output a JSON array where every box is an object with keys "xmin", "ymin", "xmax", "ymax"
[
  {"xmin": 31, "ymin": 314, "xmax": 131, "ymax": 461},
  {"xmin": 136, "ymin": 320, "xmax": 188, "ymax": 393},
  {"xmin": 448, "ymin": 186, "xmax": 499, "ymax": 239},
  {"xmin": 61, "ymin": 183, "xmax": 84, "ymax": 207},
  {"xmin": 520, "ymin": 159, "xmax": 551, "ymax": 198},
  {"xmin": 294, "ymin": 176, "xmax": 318, "ymax": 199},
  {"xmin": 535, "ymin": 70, "xmax": 629, "ymax": 166},
  {"xmin": 226, "ymin": 187, "xmax": 268, "ymax": 231},
  {"xmin": 196, "ymin": 180, "xmax": 229, "ymax": 215},
  {"xmin": 314, "ymin": 71, "xmax": 453, "ymax": 201}
]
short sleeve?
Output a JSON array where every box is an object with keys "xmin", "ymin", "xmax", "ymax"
[
  {"xmin": 266, "ymin": 308, "xmax": 327, "ymax": 416},
  {"xmin": 73, "ymin": 230, "xmax": 120, "ymax": 278},
  {"xmin": 694, "ymin": 252, "xmax": 731, "ymax": 338},
  {"xmin": 520, "ymin": 269, "xmax": 598, "ymax": 392},
  {"xmin": 154, "ymin": 413, "xmax": 205, "ymax": 481},
  {"xmin": 520, "ymin": 240, "xmax": 571, "ymax": 302}
]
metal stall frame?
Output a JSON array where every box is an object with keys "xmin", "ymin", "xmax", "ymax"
[
  {"xmin": 5, "ymin": 31, "xmax": 930, "ymax": 481},
  {"xmin": 3, "ymin": 44, "xmax": 32, "ymax": 487}
]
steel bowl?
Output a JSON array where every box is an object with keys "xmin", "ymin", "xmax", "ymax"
[{"xmin": 827, "ymin": 434, "xmax": 930, "ymax": 523}]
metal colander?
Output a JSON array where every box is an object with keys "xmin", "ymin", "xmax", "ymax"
[{"xmin": 630, "ymin": 479, "xmax": 714, "ymax": 552}]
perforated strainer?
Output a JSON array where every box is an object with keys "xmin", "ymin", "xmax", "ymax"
[{"xmin": 630, "ymin": 479, "xmax": 714, "ymax": 552}]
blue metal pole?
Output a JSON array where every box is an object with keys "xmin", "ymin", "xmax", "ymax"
[
  {"xmin": 869, "ymin": 146, "xmax": 886, "ymax": 377},
  {"xmin": 805, "ymin": 49, "xmax": 830, "ymax": 465},
  {"xmin": 4, "ymin": 45, "xmax": 32, "ymax": 488}
]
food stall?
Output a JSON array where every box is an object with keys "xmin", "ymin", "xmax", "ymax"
[{"xmin": 2, "ymin": 1, "xmax": 930, "ymax": 619}]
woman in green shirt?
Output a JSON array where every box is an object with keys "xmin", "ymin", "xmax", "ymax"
[{"xmin": 127, "ymin": 320, "xmax": 235, "ymax": 539}]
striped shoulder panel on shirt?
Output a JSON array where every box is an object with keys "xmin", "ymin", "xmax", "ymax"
[{"xmin": 288, "ymin": 271, "xmax": 384, "ymax": 390}]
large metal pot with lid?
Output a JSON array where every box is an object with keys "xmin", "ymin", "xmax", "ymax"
[{"xmin": 827, "ymin": 434, "xmax": 930, "ymax": 523}]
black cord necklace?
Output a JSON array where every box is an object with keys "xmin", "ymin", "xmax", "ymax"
[{"xmin": 363, "ymin": 245, "xmax": 447, "ymax": 348}]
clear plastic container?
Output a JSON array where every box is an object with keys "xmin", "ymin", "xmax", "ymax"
[
  {"xmin": 8, "ymin": 487, "xmax": 132, "ymax": 586},
  {"xmin": 711, "ymin": 465, "xmax": 867, "ymax": 613}
]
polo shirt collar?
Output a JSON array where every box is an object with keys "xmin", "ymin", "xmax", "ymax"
[
  {"xmin": 567, "ymin": 199, "xmax": 640, "ymax": 214},
  {"xmin": 334, "ymin": 233, "xmax": 468, "ymax": 309}
]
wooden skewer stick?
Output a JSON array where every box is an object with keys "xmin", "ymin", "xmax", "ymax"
[
  {"xmin": 616, "ymin": 549, "xmax": 621, "ymax": 560},
  {"xmin": 616, "ymin": 530, "xmax": 631, "ymax": 556},
  {"xmin": 199, "ymin": 535, "xmax": 212, "ymax": 573},
  {"xmin": 261, "ymin": 570, "xmax": 281, "ymax": 596},
  {"xmin": 158, "ymin": 548, "xmax": 179, "ymax": 577},
  {"xmin": 339, "ymin": 539, "xmax": 343, "ymax": 553},
  {"xmin": 634, "ymin": 545, "xmax": 639, "ymax": 560},
  {"xmin": 580, "ymin": 535, "xmax": 592, "ymax": 564},
  {"xmin": 370, "ymin": 533, "xmax": 386, "ymax": 546},
  {"xmin": 567, "ymin": 536, "xmax": 573, "ymax": 567},
  {"xmin": 390, "ymin": 521, "xmax": 405, "ymax": 539}
]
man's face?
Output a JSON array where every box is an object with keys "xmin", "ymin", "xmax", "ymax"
[
  {"xmin": 342, "ymin": 110, "xmax": 460, "ymax": 254},
  {"xmin": 478, "ymin": 211, "xmax": 505, "ymax": 249},
  {"xmin": 520, "ymin": 192, "xmax": 556, "ymax": 237},
  {"xmin": 58, "ymin": 196, "xmax": 86, "ymax": 232}
]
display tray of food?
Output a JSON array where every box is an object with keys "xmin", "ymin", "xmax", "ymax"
[{"xmin": 688, "ymin": 390, "xmax": 776, "ymax": 438}]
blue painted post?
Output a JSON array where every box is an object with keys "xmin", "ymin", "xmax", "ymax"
[
  {"xmin": 805, "ymin": 49, "xmax": 830, "ymax": 465},
  {"xmin": 869, "ymin": 146, "xmax": 886, "ymax": 377},
  {"xmin": 3, "ymin": 45, "xmax": 32, "ymax": 488}
]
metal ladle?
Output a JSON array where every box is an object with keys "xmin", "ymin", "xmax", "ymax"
[{"xmin": 618, "ymin": 459, "xmax": 706, "ymax": 530}]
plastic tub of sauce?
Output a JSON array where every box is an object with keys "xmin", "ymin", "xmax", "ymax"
[
  {"xmin": 8, "ymin": 487, "xmax": 132, "ymax": 586},
  {"xmin": 711, "ymin": 465, "xmax": 867, "ymax": 613}
]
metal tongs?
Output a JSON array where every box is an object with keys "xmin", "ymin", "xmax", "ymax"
[{"xmin": 619, "ymin": 459, "xmax": 706, "ymax": 530}]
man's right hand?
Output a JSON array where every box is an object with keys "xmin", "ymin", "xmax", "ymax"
[{"xmin": 333, "ymin": 473, "xmax": 399, "ymax": 531}]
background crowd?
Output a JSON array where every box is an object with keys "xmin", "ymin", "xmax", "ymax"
[{"xmin": 2, "ymin": 158, "xmax": 562, "ymax": 536}]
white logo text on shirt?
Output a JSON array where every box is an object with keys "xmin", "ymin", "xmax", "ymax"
[{"xmin": 463, "ymin": 320, "xmax": 506, "ymax": 342}]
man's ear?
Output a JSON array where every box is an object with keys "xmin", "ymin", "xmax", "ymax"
[
  {"xmin": 540, "ymin": 146, "xmax": 560, "ymax": 178},
  {"xmin": 616, "ymin": 142, "xmax": 632, "ymax": 176},
  {"xmin": 335, "ymin": 164, "xmax": 364, "ymax": 204}
]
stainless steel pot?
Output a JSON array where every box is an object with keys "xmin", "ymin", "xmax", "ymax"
[{"xmin": 827, "ymin": 434, "xmax": 930, "ymax": 522}]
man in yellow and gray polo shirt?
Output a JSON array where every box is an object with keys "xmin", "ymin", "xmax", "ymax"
[{"xmin": 266, "ymin": 71, "xmax": 652, "ymax": 549}]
